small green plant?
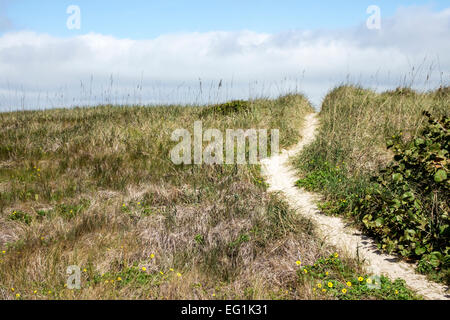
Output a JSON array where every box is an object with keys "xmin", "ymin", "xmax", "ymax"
[
  {"xmin": 228, "ymin": 234, "xmax": 250, "ymax": 249},
  {"xmin": 297, "ymin": 254, "xmax": 420, "ymax": 300},
  {"xmin": 194, "ymin": 234, "xmax": 205, "ymax": 245},
  {"xmin": 8, "ymin": 210, "xmax": 33, "ymax": 225},
  {"xmin": 55, "ymin": 200, "xmax": 90, "ymax": 220},
  {"xmin": 36, "ymin": 210, "xmax": 48, "ymax": 218}
]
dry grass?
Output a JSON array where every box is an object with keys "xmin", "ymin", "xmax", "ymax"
[{"xmin": 0, "ymin": 94, "xmax": 364, "ymax": 300}]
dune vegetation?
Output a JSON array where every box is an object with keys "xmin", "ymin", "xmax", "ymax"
[
  {"xmin": 295, "ymin": 86, "xmax": 449, "ymax": 285},
  {"xmin": 0, "ymin": 92, "xmax": 421, "ymax": 300}
]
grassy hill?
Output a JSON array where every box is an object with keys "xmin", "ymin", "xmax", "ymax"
[
  {"xmin": 0, "ymin": 94, "xmax": 420, "ymax": 300},
  {"xmin": 295, "ymin": 86, "xmax": 449, "ymax": 284}
]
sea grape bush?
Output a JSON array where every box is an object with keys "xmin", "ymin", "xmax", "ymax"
[{"xmin": 355, "ymin": 112, "xmax": 449, "ymax": 277}]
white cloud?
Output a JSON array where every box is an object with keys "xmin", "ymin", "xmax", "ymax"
[{"xmin": 0, "ymin": 6, "xmax": 449, "ymax": 111}]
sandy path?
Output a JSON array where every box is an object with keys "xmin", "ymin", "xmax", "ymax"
[{"xmin": 260, "ymin": 113, "xmax": 449, "ymax": 300}]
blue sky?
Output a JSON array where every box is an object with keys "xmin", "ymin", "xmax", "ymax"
[{"xmin": 3, "ymin": 0, "xmax": 450, "ymax": 38}]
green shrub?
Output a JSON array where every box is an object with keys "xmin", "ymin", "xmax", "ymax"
[
  {"xmin": 201, "ymin": 100, "xmax": 249, "ymax": 116},
  {"xmin": 355, "ymin": 112, "xmax": 449, "ymax": 277}
]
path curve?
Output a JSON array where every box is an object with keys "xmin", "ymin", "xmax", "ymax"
[{"xmin": 260, "ymin": 113, "xmax": 449, "ymax": 300}]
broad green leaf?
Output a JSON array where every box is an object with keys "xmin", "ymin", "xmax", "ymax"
[
  {"xmin": 434, "ymin": 169, "xmax": 447, "ymax": 183},
  {"xmin": 415, "ymin": 247, "xmax": 426, "ymax": 256}
]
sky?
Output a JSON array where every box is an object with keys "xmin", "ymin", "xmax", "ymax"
[{"xmin": 0, "ymin": 0, "xmax": 449, "ymax": 110}]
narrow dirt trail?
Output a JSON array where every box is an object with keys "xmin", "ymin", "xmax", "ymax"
[{"xmin": 260, "ymin": 113, "xmax": 449, "ymax": 300}]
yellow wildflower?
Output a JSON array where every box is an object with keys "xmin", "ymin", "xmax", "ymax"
[
  {"xmin": 296, "ymin": 260, "xmax": 301, "ymax": 266},
  {"xmin": 141, "ymin": 267, "xmax": 147, "ymax": 272},
  {"xmin": 358, "ymin": 277, "xmax": 364, "ymax": 282},
  {"xmin": 328, "ymin": 282, "xmax": 333, "ymax": 288},
  {"xmin": 346, "ymin": 282, "xmax": 352, "ymax": 287},
  {"xmin": 342, "ymin": 289, "xmax": 347, "ymax": 294}
]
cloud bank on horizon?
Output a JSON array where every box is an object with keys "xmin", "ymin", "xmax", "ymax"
[{"xmin": 0, "ymin": 5, "xmax": 449, "ymax": 111}]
